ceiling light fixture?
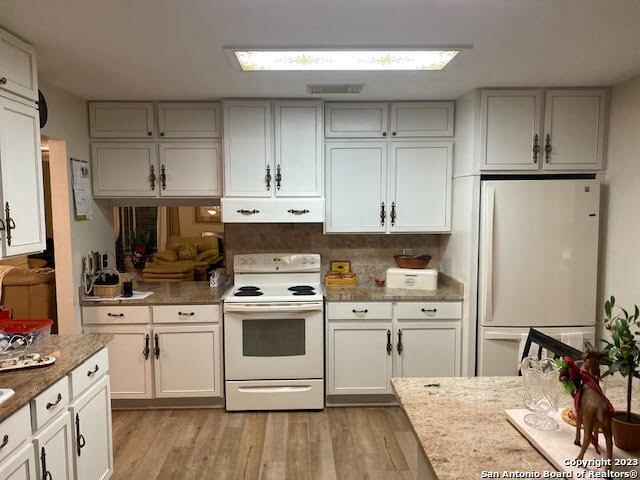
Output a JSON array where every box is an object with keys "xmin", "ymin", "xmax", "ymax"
[{"xmin": 224, "ymin": 47, "xmax": 468, "ymax": 71}]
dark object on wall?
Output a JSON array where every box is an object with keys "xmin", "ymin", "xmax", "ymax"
[{"xmin": 37, "ymin": 90, "xmax": 48, "ymax": 129}]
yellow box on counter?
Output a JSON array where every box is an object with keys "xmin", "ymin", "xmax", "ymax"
[{"xmin": 324, "ymin": 272, "xmax": 357, "ymax": 287}]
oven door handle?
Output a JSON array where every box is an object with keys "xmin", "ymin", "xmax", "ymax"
[{"xmin": 224, "ymin": 302, "xmax": 324, "ymax": 313}]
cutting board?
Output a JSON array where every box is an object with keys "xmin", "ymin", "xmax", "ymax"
[
  {"xmin": 83, "ymin": 291, "xmax": 154, "ymax": 302},
  {"xmin": 506, "ymin": 408, "xmax": 640, "ymax": 474}
]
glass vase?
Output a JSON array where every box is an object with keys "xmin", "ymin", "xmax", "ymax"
[{"xmin": 521, "ymin": 357, "xmax": 560, "ymax": 431}]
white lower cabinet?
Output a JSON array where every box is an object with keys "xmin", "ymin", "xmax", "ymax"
[
  {"xmin": 0, "ymin": 443, "xmax": 36, "ymax": 480},
  {"xmin": 70, "ymin": 376, "xmax": 113, "ymax": 480},
  {"xmin": 82, "ymin": 304, "xmax": 223, "ymax": 401},
  {"xmin": 327, "ymin": 301, "xmax": 462, "ymax": 399},
  {"xmin": 34, "ymin": 413, "xmax": 73, "ymax": 480},
  {"xmin": 83, "ymin": 325, "xmax": 153, "ymax": 399},
  {"xmin": 154, "ymin": 324, "xmax": 221, "ymax": 397},
  {"xmin": 327, "ymin": 321, "xmax": 393, "ymax": 395}
]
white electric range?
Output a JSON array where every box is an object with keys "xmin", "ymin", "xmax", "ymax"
[{"xmin": 223, "ymin": 253, "xmax": 324, "ymax": 411}]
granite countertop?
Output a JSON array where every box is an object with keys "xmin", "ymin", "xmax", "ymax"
[
  {"xmin": 391, "ymin": 376, "xmax": 639, "ymax": 479},
  {"xmin": 80, "ymin": 281, "xmax": 229, "ymax": 306},
  {"xmin": 324, "ymin": 274, "xmax": 463, "ymax": 302},
  {"xmin": 0, "ymin": 333, "xmax": 113, "ymax": 422}
]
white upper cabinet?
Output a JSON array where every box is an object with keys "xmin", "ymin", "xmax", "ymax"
[
  {"xmin": 325, "ymin": 102, "xmax": 388, "ymax": 138},
  {"xmin": 388, "ymin": 142, "xmax": 452, "ymax": 233},
  {"xmin": 325, "ymin": 142, "xmax": 387, "ymax": 233},
  {"xmin": 325, "ymin": 101, "xmax": 454, "ymax": 138},
  {"xmin": 479, "ymin": 89, "xmax": 607, "ymax": 171},
  {"xmin": 223, "ymin": 100, "xmax": 272, "ymax": 197},
  {"xmin": 89, "ymin": 102, "xmax": 155, "ymax": 138},
  {"xmin": 92, "ymin": 143, "xmax": 157, "ymax": 197},
  {"xmin": 390, "ymin": 102, "xmax": 454, "ymax": 137},
  {"xmin": 542, "ymin": 90, "xmax": 607, "ymax": 170},
  {"xmin": 158, "ymin": 141, "xmax": 222, "ymax": 196},
  {"xmin": 223, "ymin": 99, "xmax": 323, "ymax": 200},
  {"xmin": 325, "ymin": 140, "xmax": 452, "ymax": 233},
  {"xmin": 157, "ymin": 102, "xmax": 222, "ymax": 138},
  {"xmin": 480, "ymin": 90, "xmax": 544, "ymax": 171},
  {"xmin": 274, "ymin": 101, "xmax": 323, "ymax": 197},
  {"xmin": 0, "ymin": 97, "xmax": 45, "ymax": 257},
  {"xmin": 0, "ymin": 28, "xmax": 38, "ymax": 101}
]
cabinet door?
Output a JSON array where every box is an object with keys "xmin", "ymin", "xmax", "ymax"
[
  {"xmin": 89, "ymin": 102, "xmax": 154, "ymax": 138},
  {"xmin": 83, "ymin": 326, "xmax": 153, "ymax": 399},
  {"xmin": 0, "ymin": 443, "xmax": 36, "ymax": 480},
  {"xmin": 325, "ymin": 142, "xmax": 386, "ymax": 233},
  {"xmin": 389, "ymin": 142, "xmax": 452, "ymax": 232},
  {"xmin": 274, "ymin": 101, "xmax": 323, "ymax": 197},
  {"xmin": 395, "ymin": 321, "xmax": 461, "ymax": 378},
  {"xmin": 0, "ymin": 28, "xmax": 38, "ymax": 101},
  {"xmin": 158, "ymin": 141, "xmax": 222, "ymax": 197},
  {"xmin": 542, "ymin": 90, "xmax": 607, "ymax": 170},
  {"xmin": 70, "ymin": 376, "xmax": 113, "ymax": 480},
  {"xmin": 390, "ymin": 102, "xmax": 454, "ymax": 137},
  {"xmin": 480, "ymin": 90, "xmax": 543, "ymax": 170},
  {"xmin": 223, "ymin": 101, "xmax": 272, "ymax": 197},
  {"xmin": 324, "ymin": 102, "xmax": 388, "ymax": 138},
  {"xmin": 34, "ymin": 413, "xmax": 74, "ymax": 480},
  {"xmin": 91, "ymin": 143, "xmax": 157, "ymax": 197},
  {"xmin": 327, "ymin": 321, "xmax": 393, "ymax": 395},
  {"xmin": 157, "ymin": 102, "xmax": 222, "ymax": 138},
  {"xmin": 153, "ymin": 324, "xmax": 221, "ymax": 398},
  {"xmin": 0, "ymin": 98, "xmax": 45, "ymax": 256}
]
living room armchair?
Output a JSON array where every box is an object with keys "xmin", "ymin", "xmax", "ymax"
[{"xmin": 142, "ymin": 236, "xmax": 223, "ymax": 281}]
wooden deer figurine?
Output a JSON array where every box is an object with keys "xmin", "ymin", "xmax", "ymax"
[{"xmin": 573, "ymin": 346, "xmax": 613, "ymax": 470}]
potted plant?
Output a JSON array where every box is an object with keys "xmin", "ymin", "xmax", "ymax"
[
  {"xmin": 130, "ymin": 230, "xmax": 151, "ymax": 270},
  {"xmin": 601, "ymin": 295, "xmax": 640, "ymax": 451}
]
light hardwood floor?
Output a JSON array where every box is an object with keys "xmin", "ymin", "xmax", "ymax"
[{"xmin": 112, "ymin": 407, "xmax": 418, "ymax": 480}]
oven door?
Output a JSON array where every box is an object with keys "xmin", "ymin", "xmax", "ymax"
[{"xmin": 224, "ymin": 302, "xmax": 324, "ymax": 380}]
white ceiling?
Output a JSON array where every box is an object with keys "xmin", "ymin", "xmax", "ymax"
[{"xmin": 2, "ymin": 0, "xmax": 640, "ymax": 100}]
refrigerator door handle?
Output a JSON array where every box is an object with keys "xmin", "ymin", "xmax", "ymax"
[
  {"xmin": 480, "ymin": 186, "xmax": 495, "ymax": 323},
  {"xmin": 484, "ymin": 332, "xmax": 523, "ymax": 341}
]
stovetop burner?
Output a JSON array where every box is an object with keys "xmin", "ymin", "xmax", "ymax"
[
  {"xmin": 238, "ymin": 286, "xmax": 261, "ymax": 291},
  {"xmin": 288, "ymin": 285, "xmax": 315, "ymax": 292},
  {"xmin": 234, "ymin": 290, "xmax": 264, "ymax": 297},
  {"xmin": 292, "ymin": 291, "xmax": 316, "ymax": 296}
]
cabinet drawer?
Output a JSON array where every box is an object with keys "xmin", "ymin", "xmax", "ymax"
[
  {"xmin": 396, "ymin": 301, "xmax": 462, "ymax": 320},
  {"xmin": 69, "ymin": 348, "xmax": 109, "ymax": 399},
  {"xmin": 31, "ymin": 376, "xmax": 69, "ymax": 431},
  {"xmin": 327, "ymin": 302, "xmax": 392, "ymax": 320},
  {"xmin": 152, "ymin": 305, "xmax": 220, "ymax": 324},
  {"xmin": 0, "ymin": 404, "xmax": 31, "ymax": 463},
  {"xmin": 82, "ymin": 306, "xmax": 150, "ymax": 325}
]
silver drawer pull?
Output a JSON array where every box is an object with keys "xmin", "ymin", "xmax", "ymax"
[
  {"xmin": 421, "ymin": 308, "xmax": 437, "ymax": 313},
  {"xmin": 46, "ymin": 393, "xmax": 63, "ymax": 410},
  {"xmin": 87, "ymin": 365, "xmax": 99, "ymax": 377},
  {"xmin": 352, "ymin": 309, "xmax": 368, "ymax": 314},
  {"xmin": 178, "ymin": 311, "xmax": 195, "ymax": 316}
]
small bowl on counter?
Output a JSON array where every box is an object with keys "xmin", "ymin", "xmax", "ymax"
[{"xmin": 393, "ymin": 254, "xmax": 432, "ymax": 269}]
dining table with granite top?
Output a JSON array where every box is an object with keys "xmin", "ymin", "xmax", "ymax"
[{"xmin": 391, "ymin": 376, "xmax": 639, "ymax": 480}]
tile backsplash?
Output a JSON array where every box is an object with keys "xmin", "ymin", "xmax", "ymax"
[{"xmin": 224, "ymin": 223, "xmax": 445, "ymax": 285}]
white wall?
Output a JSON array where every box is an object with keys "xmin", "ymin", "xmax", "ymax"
[
  {"xmin": 39, "ymin": 79, "xmax": 115, "ymax": 331},
  {"xmin": 601, "ymin": 74, "xmax": 640, "ymax": 332}
]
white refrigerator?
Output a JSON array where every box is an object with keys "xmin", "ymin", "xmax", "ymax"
[{"xmin": 477, "ymin": 179, "xmax": 600, "ymax": 375}]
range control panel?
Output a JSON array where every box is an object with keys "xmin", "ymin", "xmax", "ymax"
[{"xmin": 234, "ymin": 253, "xmax": 320, "ymax": 273}]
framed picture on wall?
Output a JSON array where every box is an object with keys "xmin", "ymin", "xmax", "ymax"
[{"xmin": 195, "ymin": 206, "xmax": 222, "ymax": 223}]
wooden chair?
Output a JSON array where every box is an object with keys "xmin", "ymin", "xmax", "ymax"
[{"xmin": 519, "ymin": 328, "xmax": 584, "ymax": 374}]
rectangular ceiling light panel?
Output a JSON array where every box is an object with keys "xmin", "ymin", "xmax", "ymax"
[{"xmin": 232, "ymin": 50, "xmax": 460, "ymax": 71}]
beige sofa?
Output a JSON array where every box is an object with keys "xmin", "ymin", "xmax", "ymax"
[{"xmin": 142, "ymin": 236, "xmax": 222, "ymax": 281}]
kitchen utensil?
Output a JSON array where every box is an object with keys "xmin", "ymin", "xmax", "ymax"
[{"xmin": 393, "ymin": 254, "xmax": 432, "ymax": 269}]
